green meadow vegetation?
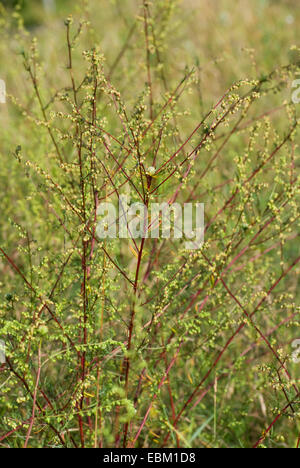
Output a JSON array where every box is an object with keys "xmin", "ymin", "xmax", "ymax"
[{"xmin": 0, "ymin": 0, "xmax": 299, "ymax": 448}]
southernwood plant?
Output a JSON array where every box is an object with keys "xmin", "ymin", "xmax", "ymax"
[{"xmin": 0, "ymin": 0, "xmax": 299, "ymax": 449}]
